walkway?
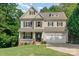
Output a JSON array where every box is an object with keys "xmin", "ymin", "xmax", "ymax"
[{"xmin": 47, "ymin": 43, "xmax": 79, "ymax": 56}]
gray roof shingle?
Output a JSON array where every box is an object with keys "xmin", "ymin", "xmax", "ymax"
[{"xmin": 40, "ymin": 12, "xmax": 67, "ymax": 20}]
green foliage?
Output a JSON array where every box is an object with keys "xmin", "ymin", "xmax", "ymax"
[
  {"xmin": 40, "ymin": 4, "xmax": 77, "ymax": 17},
  {"xmin": 40, "ymin": 7, "xmax": 49, "ymax": 12},
  {"xmin": 49, "ymin": 5, "xmax": 62, "ymax": 12},
  {"xmin": 40, "ymin": 5, "xmax": 62, "ymax": 12},
  {"xmin": 68, "ymin": 4, "xmax": 79, "ymax": 44},
  {"xmin": 0, "ymin": 3, "xmax": 23, "ymax": 48},
  {"xmin": 41, "ymin": 41, "xmax": 47, "ymax": 44},
  {"xmin": 60, "ymin": 3, "xmax": 77, "ymax": 17}
]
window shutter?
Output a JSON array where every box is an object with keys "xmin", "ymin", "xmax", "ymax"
[
  {"xmin": 23, "ymin": 21, "xmax": 25, "ymax": 27},
  {"xmin": 52, "ymin": 22, "xmax": 53, "ymax": 26},
  {"xmin": 48, "ymin": 22, "xmax": 49, "ymax": 26}
]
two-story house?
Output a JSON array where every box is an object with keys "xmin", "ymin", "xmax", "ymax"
[{"xmin": 18, "ymin": 6, "xmax": 68, "ymax": 45}]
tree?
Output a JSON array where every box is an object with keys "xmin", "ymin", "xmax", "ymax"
[
  {"xmin": 49, "ymin": 5, "xmax": 62, "ymax": 12},
  {"xmin": 40, "ymin": 5, "xmax": 62, "ymax": 12},
  {"xmin": 0, "ymin": 3, "xmax": 23, "ymax": 48},
  {"xmin": 40, "ymin": 7, "xmax": 49, "ymax": 12},
  {"xmin": 40, "ymin": 4, "xmax": 77, "ymax": 17},
  {"xmin": 60, "ymin": 3, "xmax": 77, "ymax": 17},
  {"xmin": 67, "ymin": 3, "xmax": 79, "ymax": 43}
]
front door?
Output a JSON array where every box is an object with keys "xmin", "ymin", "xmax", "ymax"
[{"xmin": 35, "ymin": 32, "xmax": 42, "ymax": 42}]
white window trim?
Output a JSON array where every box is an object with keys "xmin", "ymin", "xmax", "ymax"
[
  {"xmin": 23, "ymin": 32, "xmax": 32, "ymax": 39},
  {"xmin": 57, "ymin": 21, "xmax": 63, "ymax": 27},
  {"xmin": 36, "ymin": 21, "xmax": 42, "ymax": 27},
  {"xmin": 48, "ymin": 21, "xmax": 53, "ymax": 27},
  {"xmin": 23, "ymin": 21, "xmax": 32, "ymax": 28}
]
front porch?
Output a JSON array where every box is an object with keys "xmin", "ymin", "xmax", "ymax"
[{"xmin": 19, "ymin": 32, "xmax": 43, "ymax": 45}]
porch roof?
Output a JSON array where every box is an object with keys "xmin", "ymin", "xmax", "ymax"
[
  {"xmin": 44, "ymin": 27, "xmax": 66, "ymax": 33},
  {"xmin": 19, "ymin": 27, "xmax": 66, "ymax": 33},
  {"xmin": 18, "ymin": 28, "xmax": 43, "ymax": 32}
]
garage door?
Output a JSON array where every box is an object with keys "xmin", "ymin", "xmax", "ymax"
[{"xmin": 44, "ymin": 33, "xmax": 66, "ymax": 43}]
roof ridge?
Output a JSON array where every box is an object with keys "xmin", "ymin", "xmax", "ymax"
[{"xmin": 40, "ymin": 12, "xmax": 65, "ymax": 13}]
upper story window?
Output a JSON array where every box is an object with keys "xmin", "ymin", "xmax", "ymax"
[
  {"xmin": 48, "ymin": 21, "xmax": 53, "ymax": 27},
  {"xmin": 36, "ymin": 21, "xmax": 42, "ymax": 27},
  {"xmin": 29, "ymin": 11, "xmax": 35, "ymax": 15},
  {"xmin": 23, "ymin": 21, "xmax": 32, "ymax": 27},
  {"xmin": 49, "ymin": 14, "xmax": 51, "ymax": 17},
  {"xmin": 57, "ymin": 21, "xmax": 63, "ymax": 27},
  {"xmin": 49, "ymin": 14, "xmax": 59, "ymax": 17}
]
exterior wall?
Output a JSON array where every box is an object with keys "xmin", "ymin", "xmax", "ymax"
[
  {"xmin": 19, "ymin": 20, "xmax": 67, "ymax": 44},
  {"xmin": 43, "ymin": 21, "xmax": 66, "ymax": 27},
  {"xmin": 63, "ymin": 21, "xmax": 66, "ymax": 27},
  {"xmin": 19, "ymin": 39, "xmax": 33, "ymax": 45},
  {"xmin": 21, "ymin": 20, "xmax": 66, "ymax": 29}
]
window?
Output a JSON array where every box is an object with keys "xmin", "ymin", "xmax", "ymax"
[
  {"xmin": 26, "ymin": 21, "xmax": 32, "ymax": 27},
  {"xmin": 49, "ymin": 14, "xmax": 51, "ymax": 16},
  {"xmin": 23, "ymin": 21, "xmax": 32, "ymax": 27},
  {"xmin": 36, "ymin": 21, "xmax": 42, "ymax": 27},
  {"xmin": 23, "ymin": 32, "xmax": 32, "ymax": 39},
  {"xmin": 48, "ymin": 21, "xmax": 53, "ymax": 27},
  {"xmin": 29, "ymin": 11, "xmax": 31, "ymax": 15},
  {"xmin": 29, "ymin": 11, "xmax": 35, "ymax": 15},
  {"xmin": 57, "ymin": 21, "xmax": 63, "ymax": 26}
]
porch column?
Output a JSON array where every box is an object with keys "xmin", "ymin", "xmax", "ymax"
[
  {"xmin": 33, "ymin": 32, "xmax": 35, "ymax": 40},
  {"xmin": 19, "ymin": 32, "xmax": 20, "ymax": 39},
  {"xmin": 66, "ymin": 30, "xmax": 68, "ymax": 43},
  {"xmin": 42, "ymin": 32, "xmax": 44, "ymax": 41}
]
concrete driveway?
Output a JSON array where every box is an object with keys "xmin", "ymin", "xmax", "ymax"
[{"xmin": 47, "ymin": 43, "xmax": 79, "ymax": 56}]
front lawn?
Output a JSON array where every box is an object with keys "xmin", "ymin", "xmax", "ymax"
[{"xmin": 0, "ymin": 45, "xmax": 72, "ymax": 56}]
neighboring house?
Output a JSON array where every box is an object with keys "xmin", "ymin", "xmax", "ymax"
[{"xmin": 18, "ymin": 6, "xmax": 68, "ymax": 45}]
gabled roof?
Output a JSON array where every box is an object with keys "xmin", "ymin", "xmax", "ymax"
[
  {"xmin": 20, "ymin": 6, "xmax": 67, "ymax": 21},
  {"xmin": 40, "ymin": 12, "xmax": 67, "ymax": 21},
  {"xmin": 20, "ymin": 6, "xmax": 43, "ymax": 20}
]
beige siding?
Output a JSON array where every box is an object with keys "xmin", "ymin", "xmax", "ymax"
[
  {"xmin": 20, "ymin": 7, "xmax": 42, "ymax": 19},
  {"xmin": 43, "ymin": 21, "xmax": 66, "ymax": 27},
  {"xmin": 63, "ymin": 21, "xmax": 66, "ymax": 27}
]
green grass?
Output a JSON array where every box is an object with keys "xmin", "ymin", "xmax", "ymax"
[{"xmin": 0, "ymin": 45, "xmax": 72, "ymax": 56}]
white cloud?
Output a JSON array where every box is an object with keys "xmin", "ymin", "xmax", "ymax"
[
  {"xmin": 17, "ymin": 3, "xmax": 30, "ymax": 12},
  {"xmin": 21, "ymin": 3, "xmax": 30, "ymax": 8},
  {"xmin": 37, "ymin": 7, "xmax": 43, "ymax": 9}
]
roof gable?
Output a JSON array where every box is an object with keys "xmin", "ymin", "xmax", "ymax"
[{"xmin": 20, "ymin": 6, "xmax": 42, "ymax": 19}]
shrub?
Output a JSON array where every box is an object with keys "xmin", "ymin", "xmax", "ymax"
[
  {"xmin": 0, "ymin": 33, "xmax": 18, "ymax": 48},
  {"xmin": 41, "ymin": 41, "xmax": 47, "ymax": 44},
  {"xmin": 24, "ymin": 42, "xmax": 28, "ymax": 45}
]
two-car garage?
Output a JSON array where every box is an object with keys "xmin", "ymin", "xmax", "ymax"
[{"xmin": 44, "ymin": 33, "xmax": 67, "ymax": 43}]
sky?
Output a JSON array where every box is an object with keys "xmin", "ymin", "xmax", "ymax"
[{"xmin": 17, "ymin": 3, "xmax": 59, "ymax": 12}]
